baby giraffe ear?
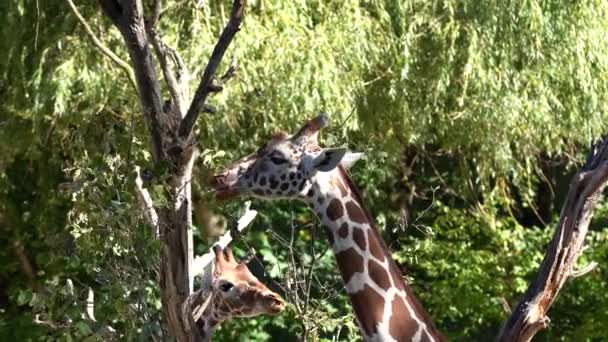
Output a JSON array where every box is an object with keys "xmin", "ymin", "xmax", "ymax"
[
  {"xmin": 340, "ymin": 152, "xmax": 364, "ymax": 170},
  {"xmin": 313, "ymin": 148, "xmax": 347, "ymax": 172}
]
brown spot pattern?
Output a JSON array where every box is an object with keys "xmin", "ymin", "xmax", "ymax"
[
  {"xmin": 327, "ymin": 199, "xmax": 344, "ymax": 221},
  {"xmin": 335, "ymin": 248, "xmax": 363, "ymax": 283},
  {"xmin": 346, "ymin": 201, "xmax": 366, "ymax": 224},
  {"xmin": 338, "ymin": 223, "xmax": 349, "ymax": 238},
  {"xmin": 350, "ymin": 285, "xmax": 384, "ymax": 337},
  {"xmin": 269, "ymin": 176, "xmax": 279, "ymax": 189},
  {"xmin": 389, "ymin": 295, "xmax": 418, "ymax": 341},
  {"xmin": 368, "ymin": 259, "xmax": 391, "ymax": 290},
  {"xmin": 307, "ymin": 188, "xmax": 315, "ymax": 197},
  {"xmin": 352, "ymin": 227, "xmax": 366, "ymax": 250},
  {"xmin": 367, "ymin": 229, "xmax": 386, "ymax": 262}
]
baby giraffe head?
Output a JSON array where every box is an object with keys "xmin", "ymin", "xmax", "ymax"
[
  {"xmin": 211, "ymin": 114, "xmax": 362, "ymax": 200},
  {"xmin": 211, "ymin": 246, "xmax": 285, "ymax": 318}
]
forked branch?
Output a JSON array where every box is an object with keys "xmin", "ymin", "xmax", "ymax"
[
  {"xmin": 178, "ymin": 0, "xmax": 245, "ymax": 139},
  {"xmin": 497, "ymin": 137, "xmax": 608, "ymax": 342}
]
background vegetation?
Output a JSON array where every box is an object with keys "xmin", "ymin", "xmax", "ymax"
[{"xmin": 2, "ymin": 0, "xmax": 608, "ymax": 340}]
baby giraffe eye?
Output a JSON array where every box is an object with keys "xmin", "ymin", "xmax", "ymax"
[{"xmin": 219, "ymin": 281, "xmax": 234, "ymax": 292}]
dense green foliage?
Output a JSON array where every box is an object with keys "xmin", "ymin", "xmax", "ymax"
[{"xmin": 2, "ymin": 0, "xmax": 608, "ymax": 340}]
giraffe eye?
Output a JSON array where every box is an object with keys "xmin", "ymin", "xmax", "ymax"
[
  {"xmin": 219, "ymin": 282, "xmax": 234, "ymax": 292},
  {"xmin": 270, "ymin": 155, "xmax": 287, "ymax": 165}
]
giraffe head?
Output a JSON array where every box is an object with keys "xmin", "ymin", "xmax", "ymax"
[
  {"xmin": 211, "ymin": 246, "xmax": 285, "ymax": 317},
  {"xmin": 212, "ymin": 114, "xmax": 362, "ymax": 200}
]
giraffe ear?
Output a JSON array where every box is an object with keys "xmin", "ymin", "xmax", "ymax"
[
  {"xmin": 312, "ymin": 148, "xmax": 347, "ymax": 172},
  {"xmin": 340, "ymin": 152, "xmax": 364, "ymax": 170}
]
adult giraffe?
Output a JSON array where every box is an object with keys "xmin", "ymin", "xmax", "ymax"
[
  {"xmin": 211, "ymin": 115, "xmax": 445, "ymax": 342},
  {"xmin": 196, "ymin": 246, "xmax": 285, "ymax": 341}
]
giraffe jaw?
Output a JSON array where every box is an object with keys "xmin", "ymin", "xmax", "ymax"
[{"xmin": 214, "ymin": 186, "xmax": 240, "ymax": 200}]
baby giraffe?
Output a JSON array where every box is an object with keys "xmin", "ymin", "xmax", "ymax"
[{"xmin": 196, "ymin": 246, "xmax": 285, "ymax": 341}]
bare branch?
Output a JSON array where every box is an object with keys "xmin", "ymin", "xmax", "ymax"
[
  {"xmin": 147, "ymin": 0, "xmax": 162, "ymax": 30},
  {"xmin": 218, "ymin": 59, "xmax": 238, "ymax": 84},
  {"xmin": 192, "ymin": 201, "xmax": 258, "ymax": 277},
  {"xmin": 145, "ymin": 0, "xmax": 190, "ymax": 118},
  {"xmin": 134, "ymin": 166, "xmax": 159, "ymax": 236},
  {"xmin": 178, "ymin": 0, "xmax": 245, "ymax": 139},
  {"xmin": 85, "ymin": 287, "xmax": 96, "ymax": 321},
  {"xmin": 147, "ymin": 29, "xmax": 189, "ymax": 117},
  {"xmin": 98, "ymin": 0, "xmax": 165, "ymax": 163},
  {"xmin": 66, "ymin": 0, "xmax": 137, "ymax": 91},
  {"xmin": 570, "ymin": 261, "xmax": 598, "ymax": 279},
  {"xmin": 498, "ymin": 137, "xmax": 608, "ymax": 342},
  {"xmin": 85, "ymin": 287, "xmax": 117, "ymax": 338}
]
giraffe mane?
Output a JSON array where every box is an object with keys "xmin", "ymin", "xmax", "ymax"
[{"xmin": 336, "ymin": 165, "xmax": 378, "ymax": 231}]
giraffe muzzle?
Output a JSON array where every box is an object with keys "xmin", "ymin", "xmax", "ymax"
[
  {"xmin": 263, "ymin": 293, "xmax": 285, "ymax": 314},
  {"xmin": 210, "ymin": 170, "xmax": 240, "ymax": 200}
]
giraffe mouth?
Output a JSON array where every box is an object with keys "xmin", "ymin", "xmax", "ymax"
[
  {"xmin": 210, "ymin": 171, "xmax": 240, "ymax": 200},
  {"xmin": 265, "ymin": 295, "xmax": 286, "ymax": 314}
]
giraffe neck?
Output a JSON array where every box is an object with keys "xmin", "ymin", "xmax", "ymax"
[
  {"xmin": 196, "ymin": 295, "xmax": 228, "ymax": 342},
  {"xmin": 304, "ymin": 167, "xmax": 443, "ymax": 342}
]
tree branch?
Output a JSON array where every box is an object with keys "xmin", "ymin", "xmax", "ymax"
[
  {"xmin": 98, "ymin": 0, "xmax": 165, "ymax": 163},
  {"xmin": 178, "ymin": 0, "xmax": 245, "ymax": 139},
  {"xmin": 147, "ymin": 28, "xmax": 189, "ymax": 117},
  {"xmin": 570, "ymin": 261, "xmax": 598, "ymax": 279},
  {"xmin": 497, "ymin": 137, "xmax": 608, "ymax": 342},
  {"xmin": 147, "ymin": 0, "xmax": 162, "ymax": 30},
  {"xmin": 192, "ymin": 201, "xmax": 257, "ymax": 277},
  {"xmin": 66, "ymin": 0, "xmax": 137, "ymax": 91},
  {"xmin": 134, "ymin": 166, "xmax": 159, "ymax": 236}
]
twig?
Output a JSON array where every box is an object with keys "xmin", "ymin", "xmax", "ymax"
[
  {"xmin": 66, "ymin": 0, "xmax": 137, "ymax": 91},
  {"xmin": 134, "ymin": 166, "xmax": 159, "ymax": 236},
  {"xmin": 570, "ymin": 261, "xmax": 598, "ymax": 278},
  {"xmin": 178, "ymin": 0, "xmax": 245, "ymax": 139}
]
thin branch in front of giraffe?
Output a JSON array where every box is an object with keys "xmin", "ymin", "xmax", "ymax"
[
  {"xmin": 258, "ymin": 220, "xmax": 341, "ymax": 339},
  {"xmin": 399, "ymin": 185, "xmax": 440, "ymax": 237}
]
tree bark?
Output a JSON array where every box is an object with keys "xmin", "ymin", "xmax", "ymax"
[{"xmin": 497, "ymin": 137, "xmax": 608, "ymax": 342}]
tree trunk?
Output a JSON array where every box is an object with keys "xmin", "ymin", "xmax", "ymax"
[
  {"xmin": 498, "ymin": 137, "xmax": 608, "ymax": 342},
  {"xmin": 97, "ymin": 0, "xmax": 245, "ymax": 340}
]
